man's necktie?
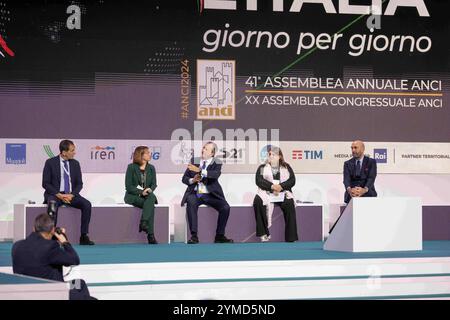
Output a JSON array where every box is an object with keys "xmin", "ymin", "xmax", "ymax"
[
  {"xmin": 63, "ymin": 160, "xmax": 70, "ymax": 193},
  {"xmin": 196, "ymin": 161, "xmax": 207, "ymax": 198},
  {"xmin": 356, "ymin": 160, "xmax": 361, "ymax": 176}
]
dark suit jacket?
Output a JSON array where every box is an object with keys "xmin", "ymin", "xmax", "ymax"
[
  {"xmin": 343, "ymin": 156, "xmax": 377, "ymax": 203},
  {"xmin": 181, "ymin": 157, "xmax": 226, "ymax": 206},
  {"xmin": 12, "ymin": 232, "xmax": 80, "ymax": 282},
  {"xmin": 42, "ymin": 156, "xmax": 83, "ymax": 202},
  {"xmin": 124, "ymin": 163, "xmax": 158, "ymax": 204}
]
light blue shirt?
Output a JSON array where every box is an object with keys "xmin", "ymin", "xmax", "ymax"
[{"xmin": 59, "ymin": 156, "xmax": 72, "ymax": 193}]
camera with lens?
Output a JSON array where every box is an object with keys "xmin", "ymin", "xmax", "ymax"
[
  {"xmin": 54, "ymin": 227, "xmax": 68, "ymax": 242},
  {"xmin": 47, "ymin": 200, "xmax": 68, "ymax": 240},
  {"xmin": 47, "ymin": 200, "xmax": 58, "ymax": 219}
]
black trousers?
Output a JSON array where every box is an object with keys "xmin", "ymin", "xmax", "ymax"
[
  {"xmin": 68, "ymin": 279, "xmax": 97, "ymax": 300},
  {"xmin": 47, "ymin": 195, "xmax": 92, "ymax": 235},
  {"xmin": 185, "ymin": 193, "xmax": 230, "ymax": 236},
  {"xmin": 253, "ymin": 195, "xmax": 298, "ymax": 242},
  {"xmin": 126, "ymin": 193, "xmax": 157, "ymax": 234}
]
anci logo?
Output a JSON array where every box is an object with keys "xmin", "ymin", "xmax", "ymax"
[
  {"xmin": 5, "ymin": 143, "xmax": 26, "ymax": 165},
  {"xmin": 197, "ymin": 59, "xmax": 235, "ymax": 120},
  {"xmin": 91, "ymin": 146, "xmax": 115, "ymax": 160},
  {"xmin": 374, "ymin": 148, "xmax": 388, "ymax": 163}
]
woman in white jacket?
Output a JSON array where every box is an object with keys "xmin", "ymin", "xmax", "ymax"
[{"xmin": 253, "ymin": 146, "xmax": 298, "ymax": 242}]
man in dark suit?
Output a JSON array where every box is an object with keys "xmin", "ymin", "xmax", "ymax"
[
  {"xmin": 12, "ymin": 213, "xmax": 96, "ymax": 300},
  {"xmin": 181, "ymin": 142, "xmax": 233, "ymax": 244},
  {"xmin": 42, "ymin": 139, "xmax": 94, "ymax": 245},
  {"xmin": 343, "ymin": 140, "xmax": 378, "ymax": 204}
]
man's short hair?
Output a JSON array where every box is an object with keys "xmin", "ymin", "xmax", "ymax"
[
  {"xmin": 206, "ymin": 141, "xmax": 217, "ymax": 156},
  {"xmin": 34, "ymin": 213, "xmax": 55, "ymax": 233},
  {"xmin": 59, "ymin": 139, "xmax": 74, "ymax": 153}
]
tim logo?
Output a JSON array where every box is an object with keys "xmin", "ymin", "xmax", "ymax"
[
  {"xmin": 292, "ymin": 150, "xmax": 323, "ymax": 160},
  {"xmin": 6, "ymin": 143, "xmax": 26, "ymax": 165},
  {"xmin": 197, "ymin": 59, "xmax": 235, "ymax": 120},
  {"xmin": 0, "ymin": 35, "xmax": 15, "ymax": 58},
  {"xmin": 374, "ymin": 148, "xmax": 387, "ymax": 163},
  {"xmin": 91, "ymin": 146, "xmax": 115, "ymax": 160}
]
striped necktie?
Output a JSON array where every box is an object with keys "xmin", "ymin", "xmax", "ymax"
[{"xmin": 63, "ymin": 160, "xmax": 70, "ymax": 193}]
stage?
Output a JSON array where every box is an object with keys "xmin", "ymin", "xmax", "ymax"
[{"xmin": 1, "ymin": 241, "xmax": 450, "ymax": 300}]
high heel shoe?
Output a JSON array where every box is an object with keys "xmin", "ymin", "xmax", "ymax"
[{"xmin": 147, "ymin": 234, "xmax": 158, "ymax": 244}]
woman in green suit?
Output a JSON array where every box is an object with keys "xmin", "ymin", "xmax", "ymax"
[{"xmin": 124, "ymin": 146, "xmax": 158, "ymax": 244}]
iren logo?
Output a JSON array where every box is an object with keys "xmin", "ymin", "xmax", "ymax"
[
  {"xmin": 91, "ymin": 146, "xmax": 116, "ymax": 160},
  {"xmin": 0, "ymin": 35, "xmax": 15, "ymax": 58}
]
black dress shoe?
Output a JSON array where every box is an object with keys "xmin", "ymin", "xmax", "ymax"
[
  {"xmin": 187, "ymin": 235, "xmax": 199, "ymax": 244},
  {"xmin": 147, "ymin": 234, "xmax": 158, "ymax": 244},
  {"xmin": 79, "ymin": 234, "xmax": 95, "ymax": 245},
  {"xmin": 139, "ymin": 221, "xmax": 149, "ymax": 233},
  {"xmin": 214, "ymin": 235, "xmax": 234, "ymax": 243}
]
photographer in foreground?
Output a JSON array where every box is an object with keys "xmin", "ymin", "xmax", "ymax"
[{"xmin": 12, "ymin": 213, "xmax": 96, "ymax": 300}]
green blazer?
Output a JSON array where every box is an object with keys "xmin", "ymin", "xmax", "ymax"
[{"xmin": 124, "ymin": 163, "xmax": 157, "ymax": 204}]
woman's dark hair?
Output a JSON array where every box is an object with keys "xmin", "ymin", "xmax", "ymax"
[
  {"xmin": 133, "ymin": 146, "xmax": 149, "ymax": 165},
  {"xmin": 266, "ymin": 145, "xmax": 288, "ymax": 168},
  {"xmin": 34, "ymin": 213, "xmax": 55, "ymax": 233},
  {"xmin": 59, "ymin": 139, "xmax": 74, "ymax": 153}
]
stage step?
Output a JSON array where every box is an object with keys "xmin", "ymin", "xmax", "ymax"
[
  {"xmin": 2, "ymin": 242, "xmax": 449, "ymax": 300},
  {"xmin": 73, "ymin": 257, "xmax": 450, "ymax": 283},
  {"xmin": 86, "ymin": 273, "xmax": 450, "ymax": 300},
  {"xmin": 4, "ymin": 257, "xmax": 448, "ymax": 300},
  {"xmin": 85, "ymin": 258, "xmax": 450, "ymax": 299}
]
